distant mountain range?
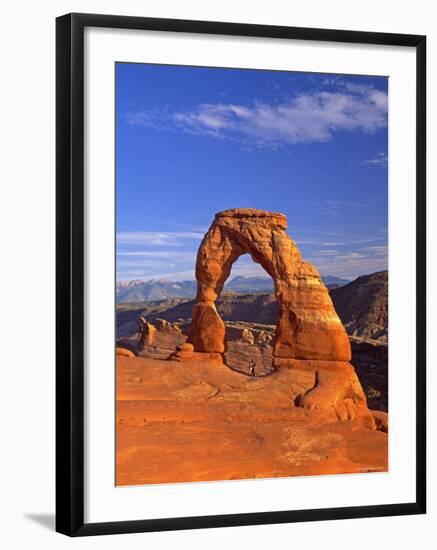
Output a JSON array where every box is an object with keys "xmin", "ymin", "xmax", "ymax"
[
  {"xmin": 224, "ymin": 276, "xmax": 274, "ymax": 293},
  {"xmin": 116, "ymin": 279, "xmax": 197, "ymax": 302},
  {"xmin": 116, "ymin": 274, "xmax": 350, "ymax": 303}
]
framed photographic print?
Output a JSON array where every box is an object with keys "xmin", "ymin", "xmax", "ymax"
[{"xmin": 56, "ymin": 13, "xmax": 426, "ymax": 536}]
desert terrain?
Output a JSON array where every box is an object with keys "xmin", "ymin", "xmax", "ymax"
[
  {"xmin": 116, "ymin": 210, "xmax": 388, "ymax": 486},
  {"xmin": 116, "ymin": 354, "xmax": 387, "ymax": 486}
]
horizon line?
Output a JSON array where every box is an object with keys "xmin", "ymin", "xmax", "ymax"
[{"xmin": 116, "ymin": 270, "xmax": 387, "ymax": 285}]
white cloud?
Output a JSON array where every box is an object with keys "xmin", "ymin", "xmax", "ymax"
[
  {"xmin": 227, "ymin": 254, "xmax": 270, "ymax": 279},
  {"xmin": 324, "ymin": 200, "xmax": 365, "ymax": 209},
  {"xmin": 116, "ymin": 230, "xmax": 387, "ymax": 282},
  {"xmin": 126, "ymin": 83, "xmax": 387, "ymax": 148},
  {"xmin": 117, "ymin": 250, "xmax": 195, "ymax": 259},
  {"xmin": 118, "ymin": 269, "xmax": 196, "ymax": 282},
  {"xmin": 361, "ymin": 245, "xmax": 388, "ymax": 253},
  {"xmin": 320, "ymin": 199, "xmax": 367, "ymax": 216},
  {"xmin": 117, "ymin": 259, "xmax": 176, "ymax": 269},
  {"xmin": 308, "ymin": 244, "xmax": 388, "ymax": 279},
  {"xmin": 360, "ymin": 151, "xmax": 388, "ymax": 167},
  {"xmin": 116, "ymin": 231, "xmax": 204, "ymax": 246}
]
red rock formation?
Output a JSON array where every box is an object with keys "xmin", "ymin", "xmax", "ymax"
[
  {"xmin": 189, "ymin": 208, "xmax": 351, "ymax": 361},
  {"xmin": 372, "ymin": 410, "xmax": 389, "ymax": 432},
  {"xmin": 291, "ymin": 360, "xmax": 373, "ymax": 426},
  {"xmin": 116, "ymin": 347, "xmax": 135, "ymax": 358},
  {"xmin": 137, "ymin": 316, "xmax": 157, "ymax": 349},
  {"xmin": 168, "ymin": 342, "xmax": 223, "ymax": 363},
  {"xmin": 180, "ymin": 208, "xmax": 375, "ymax": 419}
]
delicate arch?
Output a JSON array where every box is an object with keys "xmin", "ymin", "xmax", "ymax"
[{"xmin": 189, "ymin": 209, "xmax": 351, "ymax": 362}]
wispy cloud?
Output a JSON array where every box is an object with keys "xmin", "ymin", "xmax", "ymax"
[
  {"xmin": 116, "ymin": 231, "xmax": 204, "ymax": 246},
  {"xmin": 324, "ymin": 200, "xmax": 365, "ymax": 209},
  {"xmin": 116, "ymin": 234, "xmax": 388, "ymax": 282},
  {"xmin": 116, "ymin": 231, "xmax": 202, "ymax": 280},
  {"xmin": 117, "ymin": 259, "xmax": 179, "ymax": 269},
  {"xmin": 117, "ymin": 269, "xmax": 196, "ymax": 281},
  {"xmin": 360, "ymin": 151, "xmax": 388, "ymax": 168},
  {"xmin": 319, "ymin": 199, "xmax": 366, "ymax": 217},
  {"xmin": 310, "ymin": 256, "xmax": 388, "ymax": 279},
  {"xmin": 117, "ymin": 250, "xmax": 195, "ymax": 259},
  {"xmin": 320, "ymin": 238, "xmax": 377, "ymax": 246},
  {"xmin": 125, "ymin": 82, "xmax": 387, "ymax": 148},
  {"xmin": 308, "ymin": 241, "xmax": 388, "ymax": 279}
]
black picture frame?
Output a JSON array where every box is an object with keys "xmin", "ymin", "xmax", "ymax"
[{"xmin": 56, "ymin": 12, "xmax": 426, "ymax": 537}]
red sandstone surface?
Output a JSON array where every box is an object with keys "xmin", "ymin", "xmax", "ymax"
[{"xmin": 116, "ymin": 354, "xmax": 387, "ymax": 486}]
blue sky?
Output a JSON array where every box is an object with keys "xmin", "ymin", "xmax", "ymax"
[{"xmin": 116, "ymin": 63, "xmax": 388, "ymax": 282}]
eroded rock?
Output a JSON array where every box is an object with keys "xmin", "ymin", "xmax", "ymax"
[
  {"xmin": 292, "ymin": 360, "xmax": 375, "ymax": 428},
  {"xmin": 116, "ymin": 347, "xmax": 135, "ymax": 358},
  {"xmin": 372, "ymin": 410, "xmax": 389, "ymax": 432},
  {"xmin": 137, "ymin": 316, "xmax": 157, "ymax": 349},
  {"xmin": 168, "ymin": 208, "xmax": 374, "ymax": 423},
  {"xmin": 189, "ymin": 208, "xmax": 350, "ymax": 361},
  {"xmin": 241, "ymin": 327, "xmax": 255, "ymax": 345},
  {"xmin": 257, "ymin": 330, "xmax": 273, "ymax": 347}
]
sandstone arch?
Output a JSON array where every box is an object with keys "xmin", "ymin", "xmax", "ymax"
[{"xmin": 189, "ymin": 208, "xmax": 351, "ymax": 363}]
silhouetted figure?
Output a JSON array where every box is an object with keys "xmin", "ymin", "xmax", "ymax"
[{"xmin": 249, "ymin": 359, "xmax": 256, "ymax": 377}]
